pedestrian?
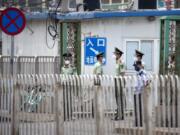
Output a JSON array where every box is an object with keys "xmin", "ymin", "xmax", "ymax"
[
  {"xmin": 92, "ymin": 52, "xmax": 104, "ymax": 118},
  {"xmin": 93, "ymin": 52, "xmax": 104, "ymax": 85},
  {"xmin": 168, "ymin": 54, "xmax": 175, "ymax": 75},
  {"xmin": 113, "ymin": 47, "xmax": 125, "ymax": 120},
  {"xmin": 61, "ymin": 52, "xmax": 77, "ymax": 121},
  {"xmin": 133, "ymin": 50, "xmax": 144, "ymax": 126},
  {"xmin": 133, "ymin": 50, "xmax": 145, "ymax": 70},
  {"xmin": 114, "ymin": 47, "xmax": 125, "ymax": 76},
  {"xmin": 93, "ymin": 52, "xmax": 104, "ymax": 75},
  {"xmin": 133, "ymin": 60, "xmax": 149, "ymax": 127},
  {"xmin": 61, "ymin": 53, "xmax": 77, "ymax": 75}
]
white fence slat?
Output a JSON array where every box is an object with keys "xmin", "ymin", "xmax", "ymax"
[{"xmin": 176, "ymin": 76, "xmax": 180, "ymax": 131}]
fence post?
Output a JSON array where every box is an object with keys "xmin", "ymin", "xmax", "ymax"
[
  {"xmin": 35, "ymin": 57, "xmax": 39, "ymax": 74},
  {"xmin": 54, "ymin": 56, "xmax": 59, "ymax": 74},
  {"xmin": 143, "ymin": 85, "xmax": 153, "ymax": 135},
  {"xmin": 12, "ymin": 81, "xmax": 20, "ymax": 135},
  {"xmin": 17, "ymin": 57, "xmax": 20, "ymax": 74},
  {"xmin": 95, "ymin": 85, "xmax": 104, "ymax": 135},
  {"xmin": 55, "ymin": 82, "xmax": 64, "ymax": 135},
  {"xmin": 0, "ymin": 56, "xmax": 3, "ymax": 75}
]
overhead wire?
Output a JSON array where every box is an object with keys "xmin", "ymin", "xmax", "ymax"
[
  {"xmin": 46, "ymin": 0, "xmax": 61, "ymax": 49},
  {"xmin": 46, "ymin": 16, "xmax": 56, "ymax": 49}
]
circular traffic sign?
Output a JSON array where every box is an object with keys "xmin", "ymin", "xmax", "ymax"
[{"xmin": 0, "ymin": 7, "xmax": 26, "ymax": 36}]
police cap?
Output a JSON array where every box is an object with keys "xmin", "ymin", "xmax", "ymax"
[
  {"xmin": 63, "ymin": 53, "xmax": 72, "ymax": 58},
  {"xmin": 114, "ymin": 47, "xmax": 123, "ymax": 55},
  {"xmin": 135, "ymin": 50, "xmax": 144, "ymax": 57},
  {"xmin": 96, "ymin": 52, "xmax": 104, "ymax": 58}
]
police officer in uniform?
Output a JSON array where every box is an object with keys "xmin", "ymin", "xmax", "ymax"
[
  {"xmin": 133, "ymin": 50, "xmax": 147, "ymax": 126},
  {"xmin": 168, "ymin": 54, "xmax": 175, "ymax": 75},
  {"xmin": 61, "ymin": 53, "xmax": 77, "ymax": 75},
  {"xmin": 93, "ymin": 52, "xmax": 104, "ymax": 76},
  {"xmin": 113, "ymin": 47, "xmax": 125, "ymax": 120},
  {"xmin": 133, "ymin": 50, "xmax": 145, "ymax": 69},
  {"xmin": 92, "ymin": 52, "xmax": 104, "ymax": 118},
  {"xmin": 114, "ymin": 47, "xmax": 125, "ymax": 76},
  {"xmin": 134, "ymin": 61, "xmax": 149, "ymax": 126},
  {"xmin": 61, "ymin": 53, "xmax": 77, "ymax": 121}
]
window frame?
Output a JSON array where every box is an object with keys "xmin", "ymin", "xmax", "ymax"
[
  {"xmin": 101, "ymin": 0, "xmax": 130, "ymax": 10},
  {"xmin": 124, "ymin": 39, "xmax": 154, "ymax": 73}
]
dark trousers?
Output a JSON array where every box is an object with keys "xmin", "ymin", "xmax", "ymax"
[
  {"xmin": 134, "ymin": 93, "xmax": 143, "ymax": 126},
  {"xmin": 114, "ymin": 78, "xmax": 124, "ymax": 120}
]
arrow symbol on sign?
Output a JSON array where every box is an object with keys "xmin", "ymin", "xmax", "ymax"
[{"xmin": 90, "ymin": 47, "xmax": 99, "ymax": 55}]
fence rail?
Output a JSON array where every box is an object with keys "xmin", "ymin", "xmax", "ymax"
[
  {"xmin": 0, "ymin": 56, "xmax": 61, "ymax": 76},
  {"xmin": 0, "ymin": 74, "xmax": 180, "ymax": 135}
]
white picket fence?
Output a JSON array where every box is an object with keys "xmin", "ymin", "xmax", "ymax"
[
  {"xmin": 0, "ymin": 75, "xmax": 180, "ymax": 135},
  {"xmin": 0, "ymin": 56, "xmax": 61, "ymax": 76}
]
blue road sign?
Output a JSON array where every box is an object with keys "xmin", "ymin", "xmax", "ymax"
[
  {"xmin": 85, "ymin": 37, "xmax": 107, "ymax": 65},
  {"xmin": 0, "ymin": 8, "xmax": 26, "ymax": 36}
]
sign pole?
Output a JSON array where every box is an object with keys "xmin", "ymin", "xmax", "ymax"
[
  {"xmin": 11, "ymin": 35, "xmax": 15, "ymax": 135},
  {"xmin": 10, "ymin": 36, "xmax": 14, "ymax": 76}
]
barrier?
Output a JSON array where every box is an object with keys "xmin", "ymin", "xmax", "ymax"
[
  {"xmin": 0, "ymin": 74, "xmax": 180, "ymax": 135},
  {"xmin": 0, "ymin": 56, "xmax": 61, "ymax": 76}
]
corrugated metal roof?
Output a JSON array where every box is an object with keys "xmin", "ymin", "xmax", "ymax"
[{"xmin": 26, "ymin": 9, "xmax": 180, "ymax": 21}]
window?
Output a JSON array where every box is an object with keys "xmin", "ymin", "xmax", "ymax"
[
  {"xmin": 141, "ymin": 41, "xmax": 153, "ymax": 70},
  {"xmin": 126, "ymin": 41, "xmax": 138, "ymax": 70},
  {"xmin": 126, "ymin": 40, "xmax": 154, "ymax": 71},
  {"xmin": 175, "ymin": 0, "xmax": 180, "ymax": 8},
  {"xmin": 101, "ymin": 0, "xmax": 131, "ymax": 10},
  {"xmin": 102, "ymin": 0, "xmax": 109, "ymax": 4},
  {"xmin": 69, "ymin": 0, "xmax": 76, "ymax": 8}
]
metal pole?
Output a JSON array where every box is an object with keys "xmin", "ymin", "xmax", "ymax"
[
  {"xmin": 11, "ymin": 36, "xmax": 16, "ymax": 135},
  {"xmin": 10, "ymin": 36, "xmax": 14, "ymax": 76}
]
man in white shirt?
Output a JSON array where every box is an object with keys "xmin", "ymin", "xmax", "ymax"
[{"xmin": 134, "ymin": 61, "xmax": 149, "ymax": 126}]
